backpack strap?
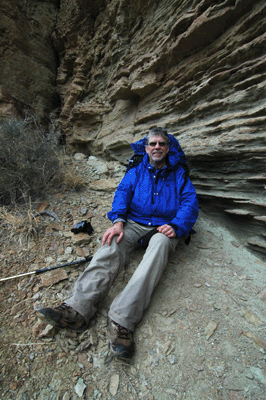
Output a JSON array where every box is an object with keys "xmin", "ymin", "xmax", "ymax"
[
  {"xmin": 179, "ymin": 161, "xmax": 190, "ymax": 197},
  {"xmin": 126, "ymin": 154, "xmax": 144, "ymax": 172}
]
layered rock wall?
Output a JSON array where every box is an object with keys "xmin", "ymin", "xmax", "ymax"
[
  {"xmin": 54, "ymin": 0, "xmax": 266, "ymax": 257},
  {"xmin": 0, "ymin": 0, "xmax": 265, "ymax": 257}
]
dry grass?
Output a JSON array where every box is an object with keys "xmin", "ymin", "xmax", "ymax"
[
  {"xmin": 57, "ymin": 152, "xmax": 88, "ymax": 191},
  {"xmin": 0, "ymin": 200, "xmax": 40, "ymax": 246}
]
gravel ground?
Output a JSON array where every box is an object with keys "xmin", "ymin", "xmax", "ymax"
[{"xmin": 1, "ymin": 155, "xmax": 266, "ymax": 400}]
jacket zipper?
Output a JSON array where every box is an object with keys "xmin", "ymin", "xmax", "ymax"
[{"xmin": 152, "ymin": 172, "xmax": 160, "ymax": 204}]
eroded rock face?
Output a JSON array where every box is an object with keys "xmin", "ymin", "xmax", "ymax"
[
  {"xmin": 55, "ymin": 0, "xmax": 266, "ymax": 258},
  {"xmin": 0, "ymin": 0, "xmax": 265, "ymax": 257},
  {"xmin": 0, "ymin": 0, "xmax": 60, "ymax": 119}
]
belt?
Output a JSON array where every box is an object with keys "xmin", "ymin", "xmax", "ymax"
[{"xmin": 135, "ymin": 221, "xmax": 159, "ymax": 228}]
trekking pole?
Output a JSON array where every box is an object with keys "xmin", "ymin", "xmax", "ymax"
[{"xmin": 0, "ymin": 256, "xmax": 92, "ymax": 283}]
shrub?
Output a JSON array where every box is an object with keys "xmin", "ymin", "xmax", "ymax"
[{"xmin": 0, "ymin": 115, "xmax": 60, "ymax": 204}]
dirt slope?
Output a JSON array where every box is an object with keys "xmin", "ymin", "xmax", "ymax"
[{"xmin": 1, "ymin": 157, "xmax": 266, "ymax": 400}]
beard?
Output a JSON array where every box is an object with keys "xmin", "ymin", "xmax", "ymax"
[{"xmin": 150, "ymin": 151, "xmax": 165, "ymax": 163}]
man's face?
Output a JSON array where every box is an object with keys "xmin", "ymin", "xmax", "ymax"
[{"xmin": 145, "ymin": 135, "xmax": 169, "ymax": 165}]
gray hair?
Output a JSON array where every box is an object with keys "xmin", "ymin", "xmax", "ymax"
[{"xmin": 146, "ymin": 127, "xmax": 169, "ymax": 145}]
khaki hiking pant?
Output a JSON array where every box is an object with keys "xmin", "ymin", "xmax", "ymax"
[{"xmin": 65, "ymin": 220, "xmax": 179, "ymax": 331}]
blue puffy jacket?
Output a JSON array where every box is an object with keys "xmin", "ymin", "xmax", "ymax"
[{"xmin": 107, "ymin": 135, "xmax": 199, "ymax": 237}]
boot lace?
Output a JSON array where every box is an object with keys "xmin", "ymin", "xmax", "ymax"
[
  {"xmin": 56, "ymin": 303, "xmax": 84, "ymax": 324},
  {"xmin": 114, "ymin": 322, "xmax": 131, "ymax": 339}
]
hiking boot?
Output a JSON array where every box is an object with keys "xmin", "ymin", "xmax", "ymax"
[
  {"xmin": 38, "ymin": 303, "xmax": 87, "ymax": 331},
  {"xmin": 108, "ymin": 317, "xmax": 134, "ymax": 359}
]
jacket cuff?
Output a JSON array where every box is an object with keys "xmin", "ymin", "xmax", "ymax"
[
  {"xmin": 169, "ymin": 223, "xmax": 179, "ymax": 235},
  {"xmin": 113, "ymin": 218, "xmax": 126, "ymax": 224}
]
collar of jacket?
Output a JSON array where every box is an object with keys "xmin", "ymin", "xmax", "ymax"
[
  {"xmin": 142, "ymin": 153, "xmax": 178, "ymax": 172},
  {"xmin": 142, "ymin": 154, "xmax": 173, "ymax": 175}
]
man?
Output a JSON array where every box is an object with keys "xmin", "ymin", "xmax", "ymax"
[{"xmin": 38, "ymin": 127, "xmax": 199, "ymax": 358}]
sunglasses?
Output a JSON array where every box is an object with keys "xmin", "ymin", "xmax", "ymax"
[{"xmin": 148, "ymin": 141, "xmax": 168, "ymax": 147}]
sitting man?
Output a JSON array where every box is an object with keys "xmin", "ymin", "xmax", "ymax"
[{"xmin": 39, "ymin": 127, "xmax": 199, "ymax": 358}]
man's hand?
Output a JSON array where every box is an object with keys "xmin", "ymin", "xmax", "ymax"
[
  {"xmin": 157, "ymin": 224, "xmax": 176, "ymax": 238},
  {"xmin": 102, "ymin": 222, "xmax": 124, "ymax": 246}
]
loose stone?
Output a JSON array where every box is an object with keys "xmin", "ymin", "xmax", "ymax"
[
  {"xmin": 168, "ymin": 355, "xmax": 178, "ymax": 365},
  {"xmin": 109, "ymin": 373, "xmax": 119, "ymax": 396},
  {"xmin": 75, "ymin": 378, "xmax": 86, "ymax": 398}
]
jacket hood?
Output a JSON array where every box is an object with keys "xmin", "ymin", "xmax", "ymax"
[{"xmin": 130, "ymin": 134, "xmax": 187, "ymax": 168}]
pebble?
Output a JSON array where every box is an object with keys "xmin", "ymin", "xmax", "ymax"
[
  {"xmin": 194, "ymin": 283, "xmax": 202, "ymax": 287},
  {"xmin": 74, "ymin": 153, "xmax": 87, "ymax": 160},
  {"xmin": 93, "ymin": 389, "xmax": 101, "ymax": 398},
  {"xmin": 250, "ymin": 366, "xmax": 266, "ymax": 385},
  {"xmin": 71, "ymin": 233, "xmax": 91, "ymax": 246},
  {"xmin": 80, "ymin": 206, "xmax": 88, "ymax": 215},
  {"xmin": 33, "ymin": 303, "xmax": 45, "ymax": 311},
  {"xmin": 204, "ymin": 321, "xmax": 217, "ymax": 340},
  {"xmin": 245, "ymin": 372, "xmax": 254, "ymax": 380},
  {"xmin": 168, "ymin": 355, "xmax": 178, "ymax": 365},
  {"xmin": 65, "ymin": 246, "xmax": 73, "ymax": 254},
  {"xmin": 40, "ymin": 269, "xmax": 68, "ymax": 287},
  {"xmin": 45, "ymin": 256, "xmax": 54, "ymax": 264},
  {"xmin": 32, "ymin": 293, "xmax": 41, "ymax": 300},
  {"xmin": 9, "ymin": 381, "xmax": 17, "ymax": 390},
  {"xmin": 109, "ymin": 373, "xmax": 119, "ymax": 396},
  {"xmin": 75, "ymin": 378, "xmax": 86, "ymax": 397}
]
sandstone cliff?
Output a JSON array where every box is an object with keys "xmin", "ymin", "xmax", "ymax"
[{"xmin": 0, "ymin": 0, "xmax": 265, "ymax": 257}]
